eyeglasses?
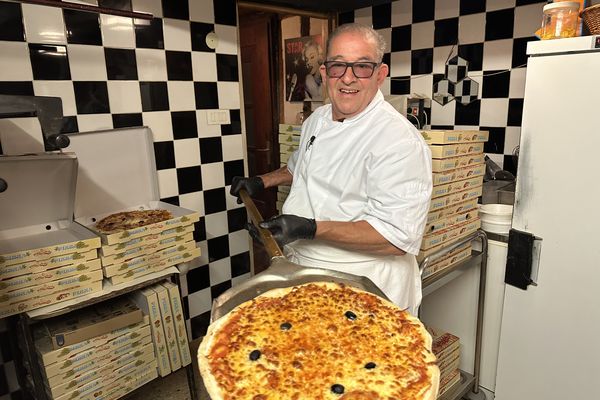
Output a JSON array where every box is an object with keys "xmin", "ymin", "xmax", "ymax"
[{"xmin": 323, "ymin": 61, "xmax": 380, "ymax": 78}]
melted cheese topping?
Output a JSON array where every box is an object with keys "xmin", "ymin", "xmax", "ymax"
[{"xmin": 205, "ymin": 283, "xmax": 437, "ymax": 400}]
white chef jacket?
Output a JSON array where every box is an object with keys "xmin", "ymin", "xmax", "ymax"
[{"xmin": 283, "ymin": 90, "xmax": 432, "ymax": 315}]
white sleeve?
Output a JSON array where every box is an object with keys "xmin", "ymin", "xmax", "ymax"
[
  {"xmin": 362, "ymin": 139, "xmax": 433, "ymax": 255},
  {"xmin": 286, "ymin": 149, "xmax": 299, "ymax": 175}
]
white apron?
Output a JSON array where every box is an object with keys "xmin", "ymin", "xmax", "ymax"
[{"xmin": 285, "ymin": 241, "xmax": 422, "ymax": 316}]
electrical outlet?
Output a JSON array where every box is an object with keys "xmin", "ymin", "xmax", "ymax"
[{"xmin": 206, "ymin": 110, "xmax": 231, "ymax": 125}]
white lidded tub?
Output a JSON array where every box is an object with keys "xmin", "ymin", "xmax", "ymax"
[{"xmin": 479, "ymin": 204, "xmax": 513, "ymax": 234}]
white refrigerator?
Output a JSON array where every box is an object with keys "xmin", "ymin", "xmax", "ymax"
[{"xmin": 494, "ymin": 36, "xmax": 600, "ymax": 400}]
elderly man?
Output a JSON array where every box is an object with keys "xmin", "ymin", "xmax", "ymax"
[{"xmin": 231, "ymin": 23, "xmax": 432, "ymax": 315}]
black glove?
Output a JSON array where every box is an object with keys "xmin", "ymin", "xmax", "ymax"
[
  {"xmin": 259, "ymin": 214, "xmax": 317, "ymax": 247},
  {"xmin": 230, "ymin": 176, "xmax": 264, "ymax": 204}
]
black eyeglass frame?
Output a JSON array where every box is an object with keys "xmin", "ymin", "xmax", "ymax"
[{"xmin": 322, "ymin": 61, "xmax": 381, "ymax": 78}]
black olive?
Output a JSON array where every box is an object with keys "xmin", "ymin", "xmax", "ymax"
[
  {"xmin": 280, "ymin": 322, "xmax": 292, "ymax": 331},
  {"xmin": 344, "ymin": 311, "xmax": 357, "ymax": 320},
  {"xmin": 365, "ymin": 362, "xmax": 377, "ymax": 369},
  {"xmin": 331, "ymin": 384, "xmax": 345, "ymax": 394},
  {"xmin": 249, "ymin": 350, "xmax": 261, "ymax": 361}
]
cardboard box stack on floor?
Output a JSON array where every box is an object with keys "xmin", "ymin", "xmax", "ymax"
[
  {"xmin": 130, "ymin": 280, "xmax": 191, "ymax": 378},
  {"xmin": 0, "ymin": 238, "xmax": 103, "ymax": 318},
  {"xmin": 34, "ymin": 297, "xmax": 157, "ymax": 400},
  {"xmin": 418, "ymin": 130, "xmax": 489, "ymax": 278},
  {"xmin": 96, "ymin": 214, "xmax": 201, "ymax": 286},
  {"xmin": 277, "ymin": 124, "xmax": 301, "ymax": 212},
  {"xmin": 427, "ymin": 325, "xmax": 461, "ymax": 398}
]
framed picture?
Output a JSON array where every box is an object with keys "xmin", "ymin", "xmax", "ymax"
[{"xmin": 285, "ymin": 35, "xmax": 324, "ymax": 102}]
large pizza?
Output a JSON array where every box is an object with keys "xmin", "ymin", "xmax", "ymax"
[{"xmin": 198, "ymin": 282, "xmax": 440, "ymax": 400}]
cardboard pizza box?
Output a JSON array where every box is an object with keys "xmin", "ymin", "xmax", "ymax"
[
  {"xmin": 108, "ymin": 247, "xmax": 200, "ymax": 285},
  {"xmin": 429, "ymin": 185, "xmax": 483, "ymax": 213},
  {"xmin": 431, "ymin": 153, "xmax": 485, "ymax": 173},
  {"xmin": 422, "ymin": 245, "xmax": 472, "ymax": 279},
  {"xmin": 431, "ymin": 176, "xmax": 484, "ymax": 200},
  {"xmin": 0, "ymin": 278, "xmax": 103, "ymax": 319},
  {"xmin": 36, "ymin": 315, "xmax": 149, "ymax": 367},
  {"xmin": 54, "ymin": 357, "xmax": 157, "ymax": 400},
  {"xmin": 432, "ymin": 163, "xmax": 485, "ymax": 186},
  {"xmin": 279, "ymin": 143, "xmax": 299, "ymax": 155},
  {"xmin": 103, "ymin": 241, "xmax": 197, "ymax": 277},
  {"xmin": 427, "ymin": 326, "xmax": 461, "ymax": 360},
  {"xmin": 0, "ymin": 154, "xmax": 101, "ymax": 266},
  {"xmin": 101, "ymin": 361, "xmax": 158, "ymax": 400},
  {"xmin": 276, "ymin": 200, "xmax": 285, "ymax": 212},
  {"xmin": 429, "ymin": 142, "xmax": 485, "ymax": 159},
  {"xmin": 45, "ymin": 333, "xmax": 152, "ymax": 380},
  {"xmin": 0, "ymin": 269, "xmax": 103, "ymax": 305},
  {"xmin": 100, "ymin": 232, "xmax": 193, "ymax": 267},
  {"xmin": 278, "ymin": 123, "xmax": 302, "ymax": 134},
  {"xmin": 427, "ymin": 198, "xmax": 479, "ymax": 225},
  {"xmin": 45, "ymin": 341, "xmax": 153, "ymax": 389},
  {"xmin": 41, "ymin": 296, "xmax": 143, "ymax": 350},
  {"xmin": 0, "ymin": 248, "xmax": 98, "ymax": 281},
  {"xmin": 0, "ymin": 258, "xmax": 101, "ymax": 293},
  {"xmin": 420, "ymin": 129, "xmax": 489, "ymax": 145},
  {"xmin": 89, "ymin": 205, "xmax": 199, "ymax": 246},
  {"xmin": 130, "ymin": 288, "xmax": 171, "ymax": 377},
  {"xmin": 99, "ymin": 224, "xmax": 194, "ymax": 257},
  {"xmin": 42, "ymin": 320, "xmax": 151, "ymax": 379},
  {"xmin": 438, "ymin": 368, "xmax": 461, "ymax": 397},
  {"xmin": 161, "ymin": 281, "xmax": 192, "ymax": 366},
  {"xmin": 417, "ymin": 222, "xmax": 479, "ymax": 262},
  {"xmin": 152, "ymin": 283, "xmax": 182, "ymax": 372},
  {"xmin": 278, "ymin": 133, "xmax": 301, "ymax": 145},
  {"xmin": 421, "ymin": 218, "xmax": 481, "ymax": 251},
  {"xmin": 423, "ymin": 209, "xmax": 479, "ymax": 236},
  {"xmin": 278, "ymin": 184, "xmax": 291, "ymax": 194},
  {"xmin": 64, "ymin": 127, "xmax": 200, "ymax": 246}
]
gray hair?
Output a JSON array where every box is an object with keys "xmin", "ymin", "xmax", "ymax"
[{"xmin": 325, "ymin": 23, "xmax": 387, "ymax": 63}]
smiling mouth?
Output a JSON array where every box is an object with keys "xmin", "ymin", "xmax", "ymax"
[{"xmin": 339, "ymin": 88, "xmax": 358, "ymax": 94}]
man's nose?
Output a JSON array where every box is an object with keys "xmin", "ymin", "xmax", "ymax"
[{"xmin": 340, "ymin": 65, "xmax": 357, "ymax": 84}]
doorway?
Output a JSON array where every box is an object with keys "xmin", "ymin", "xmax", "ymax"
[{"xmin": 237, "ymin": 2, "xmax": 331, "ymax": 274}]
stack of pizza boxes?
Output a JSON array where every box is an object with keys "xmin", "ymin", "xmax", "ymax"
[
  {"xmin": 277, "ymin": 123, "xmax": 301, "ymax": 212},
  {"xmin": 33, "ymin": 297, "xmax": 158, "ymax": 400},
  {"xmin": 94, "ymin": 216, "xmax": 200, "ymax": 285},
  {"xmin": 0, "ymin": 154, "xmax": 103, "ymax": 318},
  {"xmin": 65, "ymin": 128, "xmax": 201, "ymax": 285},
  {"xmin": 426, "ymin": 326, "xmax": 462, "ymax": 398},
  {"xmin": 418, "ymin": 130, "xmax": 489, "ymax": 277},
  {"xmin": 130, "ymin": 280, "xmax": 191, "ymax": 378}
]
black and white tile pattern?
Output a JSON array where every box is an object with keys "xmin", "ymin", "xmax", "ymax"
[
  {"xmin": 0, "ymin": 0, "xmax": 247, "ymax": 397},
  {"xmin": 343, "ymin": 0, "xmax": 547, "ymax": 172}
]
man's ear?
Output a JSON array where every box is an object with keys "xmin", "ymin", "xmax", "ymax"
[
  {"xmin": 320, "ymin": 64, "xmax": 327, "ymax": 83},
  {"xmin": 377, "ymin": 63, "xmax": 389, "ymax": 86}
]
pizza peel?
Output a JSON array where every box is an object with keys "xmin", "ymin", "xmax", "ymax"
[{"xmin": 209, "ymin": 189, "xmax": 390, "ymax": 322}]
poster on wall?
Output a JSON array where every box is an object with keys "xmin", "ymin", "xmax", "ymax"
[{"xmin": 285, "ymin": 35, "xmax": 324, "ymax": 102}]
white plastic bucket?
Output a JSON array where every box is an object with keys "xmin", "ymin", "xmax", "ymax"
[{"xmin": 479, "ymin": 204, "xmax": 513, "ymax": 234}]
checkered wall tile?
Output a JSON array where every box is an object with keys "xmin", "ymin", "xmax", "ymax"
[
  {"xmin": 341, "ymin": 0, "xmax": 548, "ymax": 175},
  {"xmin": 0, "ymin": 0, "xmax": 249, "ymax": 396}
]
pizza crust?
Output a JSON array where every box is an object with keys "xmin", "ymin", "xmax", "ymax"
[{"xmin": 198, "ymin": 282, "xmax": 440, "ymax": 400}]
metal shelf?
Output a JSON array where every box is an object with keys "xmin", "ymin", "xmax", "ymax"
[
  {"xmin": 419, "ymin": 230, "xmax": 488, "ymax": 400},
  {"xmin": 15, "ymin": 268, "xmax": 199, "ymax": 400}
]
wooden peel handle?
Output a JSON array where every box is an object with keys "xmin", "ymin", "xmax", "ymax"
[{"xmin": 238, "ymin": 189, "xmax": 284, "ymax": 258}]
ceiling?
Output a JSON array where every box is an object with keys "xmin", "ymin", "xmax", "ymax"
[{"xmin": 247, "ymin": 0, "xmax": 392, "ymax": 14}]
